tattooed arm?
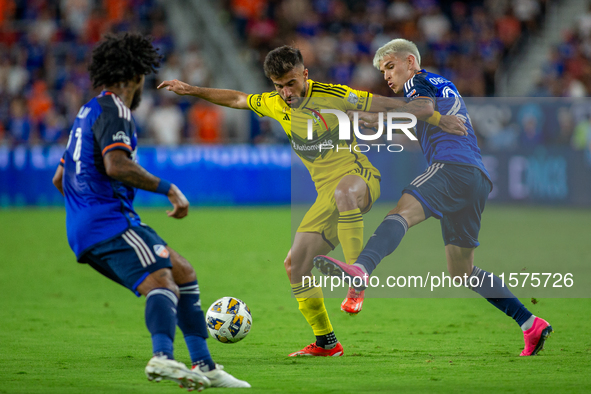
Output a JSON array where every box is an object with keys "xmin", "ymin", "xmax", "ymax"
[{"xmin": 104, "ymin": 150, "xmax": 189, "ymax": 218}]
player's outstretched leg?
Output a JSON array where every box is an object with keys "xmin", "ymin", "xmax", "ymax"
[
  {"xmin": 314, "ymin": 255, "xmax": 369, "ymax": 290},
  {"xmin": 170, "ymin": 248, "xmax": 250, "ymax": 388},
  {"xmin": 448, "ymin": 246, "xmax": 553, "ymax": 356}
]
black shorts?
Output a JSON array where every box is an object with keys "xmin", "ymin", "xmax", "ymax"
[
  {"xmin": 403, "ymin": 163, "xmax": 492, "ymax": 248},
  {"xmin": 79, "ymin": 225, "xmax": 172, "ymax": 296}
]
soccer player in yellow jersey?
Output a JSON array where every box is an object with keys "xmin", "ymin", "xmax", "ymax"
[{"xmin": 158, "ymin": 45, "xmax": 466, "ymax": 357}]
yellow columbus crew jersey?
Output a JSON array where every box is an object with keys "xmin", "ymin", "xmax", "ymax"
[{"xmin": 247, "ymin": 79, "xmax": 380, "ymax": 189}]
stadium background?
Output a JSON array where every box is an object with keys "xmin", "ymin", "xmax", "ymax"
[
  {"xmin": 0, "ymin": 0, "xmax": 590, "ymax": 207},
  {"xmin": 1, "ymin": 1, "xmax": 591, "ymax": 393}
]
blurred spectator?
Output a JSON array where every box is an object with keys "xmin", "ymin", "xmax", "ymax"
[
  {"xmin": 518, "ymin": 104, "xmax": 544, "ymax": 147},
  {"xmin": 181, "ymin": 44, "xmax": 210, "ymax": 87},
  {"xmin": 7, "ymin": 97, "xmax": 32, "ymax": 145},
  {"xmin": 148, "ymin": 95, "xmax": 184, "ymax": 146},
  {"xmin": 159, "ymin": 52, "xmax": 182, "ymax": 84},
  {"xmin": 39, "ymin": 107, "xmax": 66, "ymax": 144},
  {"xmin": 572, "ymin": 115, "xmax": 591, "ymax": 150},
  {"xmin": 28, "ymin": 80, "xmax": 53, "ymax": 125},
  {"xmin": 187, "ymin": 100, "xmax": 225, "ymax": 144}
]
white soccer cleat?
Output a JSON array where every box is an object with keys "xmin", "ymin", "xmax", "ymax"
[
  {"xmin": 197, "ymin": 364, "xmax": 251, "ymax": 388},
  {"xmin": 146, "ymin": 356, "xmax": 211, "ymax": 391}
]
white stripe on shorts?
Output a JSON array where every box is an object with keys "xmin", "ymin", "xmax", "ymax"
[
  {"xmin": 127, "ymin": 229, "xmax": 156, "ymax": 265},
  {"xmin": 122, "ymin": 232, "xmax": 149, "ymax": 268},
  {"xmin": 414, "ymin": 163, "xmax": 445, "ymax": 188}
]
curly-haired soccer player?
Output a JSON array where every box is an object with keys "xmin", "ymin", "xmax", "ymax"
[{"xmin": 52, "ymin": 33, "xmax": 250, "ymax": 389}]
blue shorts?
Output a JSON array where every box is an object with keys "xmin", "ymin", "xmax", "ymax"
[
  {"xmin": 403, "ymin": 163, "xmax": 492, "ymax": 248},
  {"xmin": 79, "ymin": 225, "xmax": 172, "ymax": 296}
]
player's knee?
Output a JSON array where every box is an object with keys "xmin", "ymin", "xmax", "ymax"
[
  {"xmin": 138, "ymin": 268, "xmax": 180, "ymax": 298},
  {"xmin": 284, "ymin": 251, "xmax": 292, "ymax": 281},
  {"xmin": 169, "ymin": 248, "xmax": 197, "ymax": 284},
  {"xmin": 334, "ymin": 186, "xmax": 357, "ymax": 211}
]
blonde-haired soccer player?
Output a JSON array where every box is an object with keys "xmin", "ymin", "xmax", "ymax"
[{"xmin": 158, "ymin": 45, "xmax": 466, "ymax": 356}]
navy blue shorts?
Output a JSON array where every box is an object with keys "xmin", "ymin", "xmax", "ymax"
[
  {"xmin": 79, "ymin": 225, "xmax": 172, "ymax": 296},
  {"xmin": 403, "ymin": 163, "xmax": 492, "ymax": 248}
]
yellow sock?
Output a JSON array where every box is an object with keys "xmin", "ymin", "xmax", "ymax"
[
  {"xmin": 291, "ymin": 281, "xmax": 333, "ymax": 336},
  {"xmin": 338, "ymin": 208, "xmax": 364, "ymax": 265}
]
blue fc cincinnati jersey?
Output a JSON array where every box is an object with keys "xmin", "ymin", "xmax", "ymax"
[
  {"xmin": 61, "ymin": 91, "xmax": 141, "ymax": 259},
  {"xmin": 403, "ymin": 69, "xmax": 491, "ymax": 182}
]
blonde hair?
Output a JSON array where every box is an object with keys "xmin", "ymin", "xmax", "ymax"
[{"xmin": 373, "ymin": 38, "xmax": 421, "ymax": 69}]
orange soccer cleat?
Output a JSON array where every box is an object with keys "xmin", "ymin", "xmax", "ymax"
[
  {"xmin": 288, "ymin": 342, "xmax": 344, "ymax": 357},
  {"xmin": 341, "ymin": 287, "xmax": 365, "ymax": 315}
]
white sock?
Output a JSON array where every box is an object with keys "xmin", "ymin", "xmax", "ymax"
[
  {"xmin": 353, "ymin": 263, "xmax": 368, "ymax": 275},
  {"xmin": 521, "ymin": 315, "xmax": 536, "ymax": 331}
]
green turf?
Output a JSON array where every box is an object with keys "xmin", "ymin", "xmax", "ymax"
[{"xmin": 0, "ymin": 205, "xmax": 590, "ymax": 393}]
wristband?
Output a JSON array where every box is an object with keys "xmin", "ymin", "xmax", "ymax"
[
  {"xmin": 425, "ymin": 111, "xmax": 441, "ymax": 126},
  {"xmin": 155, "ymin": 179, "xmax": 172, "ymax": 195}
]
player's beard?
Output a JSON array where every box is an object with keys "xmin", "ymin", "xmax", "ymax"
[
  {"xmin": 286, "ymin": 85, "xmax": 307, "ymax": 108},
  {"xmin": 130, "ymin": 85, "xmax": 143, "ymax": 111}
]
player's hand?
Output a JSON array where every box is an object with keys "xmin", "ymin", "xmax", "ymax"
[
  {"xmin": 347, "ymin": 111, "xmax": 380, "ymax": 129},
  {"xmin": 166, "ymin": 184, "xmax": 189, "ymax": 219},
  {"xmin": 157, "ymin": 79, "xmax": 193, "ymax": 96},
  {"xmin": 439, "ymin": 115, "xmax": 468, "ymax": 136}
]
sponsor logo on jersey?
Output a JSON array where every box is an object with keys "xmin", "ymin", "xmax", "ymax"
[
  {"xmin": 153, "ymin": 244, "xmax": 169, "ymax": 258},
  {"xmin": 347, "ymin": 91, "xmax": 359, "ymax": 105},
  {"xmin": 429, "ymin": 77, "xmax": 447, "ymax": 85},
  {"xmin": 406, "ymin": 89, "xmax": 417, "ymax": 98},
  {"xmin": 112, "ymin": 131, "xmax": 131, "ymax": 145}
]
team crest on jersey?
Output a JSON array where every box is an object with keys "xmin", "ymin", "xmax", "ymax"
[
  {"xmin": 112, "ymin": 131, "xmax": 131, "ymax": 145},
  {"xmin": 347, "ymin": 91, "xmax": 359, "ymax": 105},
  {"xmin": 153, "ymin": 244, "xmax": 169, "ymax": 258}
]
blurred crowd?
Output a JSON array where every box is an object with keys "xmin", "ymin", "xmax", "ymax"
[
  {"xmin": 226, "ymin": 0, "xmax": 591, "ymax": 152},
  {"xmin": 0, "ymin": 0, "xmax": 219, "ymax": 147},
  {"xmin": 1, "ymin": 0, "xmax": 590, "ymax": 153},
  {"xmin": 225, "ymin": 0, "xmax": 549, "ymax": 97}
]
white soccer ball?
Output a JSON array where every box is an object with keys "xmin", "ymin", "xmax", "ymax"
[{"xmin": 205, "ymin": 297, "xmax": 252, "ymax": 343}]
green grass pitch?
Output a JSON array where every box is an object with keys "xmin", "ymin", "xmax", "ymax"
[{"xmin": 1, "ymin": 205, "xmax": 590, "ymax": 393}]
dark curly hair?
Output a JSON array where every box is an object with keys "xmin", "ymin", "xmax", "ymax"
[
  {"xmin": 88, "ymin": 32, "xmax": 162, "ymax": 88},
  {"xmin": 263, "ymin": 45, "xmax": 304, "ymax": 79}
]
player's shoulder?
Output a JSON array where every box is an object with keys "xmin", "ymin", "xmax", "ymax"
[
  {"xmin": 96, "ymin": 93, "xmax": 132, "ymax": 122},
  {"xmin": 310, "ymin": 80, "xmax": 349, "ymax": 99},
  {"xmin": 404, "ymin": 70, "xmax": 442, "ymax": 98}
]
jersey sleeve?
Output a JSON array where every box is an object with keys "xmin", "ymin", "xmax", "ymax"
[
  {"xmin": 341, "ymin": 87, "xmax": 372, "ymax": 112},
  {"xmin": 247, "ymin": 92, "xmax": 276, "ymax": 118},
  {"xmin": 93, "ymin": 102, "xmax": 134, "ymax": 157},
  {"xmin": 404, "ymin": 76, "xmax": 437, "ymax": 103}
]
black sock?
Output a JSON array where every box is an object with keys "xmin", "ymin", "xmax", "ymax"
[{"xmin": 315, "ymin": 331, "xmax": 338, "ymax": 349}]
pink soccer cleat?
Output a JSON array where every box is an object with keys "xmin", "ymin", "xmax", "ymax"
[
  {"xmin": 313, "ymin": 255, "xmax": 368, "ymax": 290},
  {"xmin": 520, "ymin": 317, "xmax": 553, "ymax": 356}
]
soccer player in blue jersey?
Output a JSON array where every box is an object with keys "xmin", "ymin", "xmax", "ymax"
[
  {"xmin": 314, "ymin": 38, "xmax": 553, "ymax": 357},
  {"xmin": 51, "ymin": 33, "xmax": 249, "ymax": 389}
]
